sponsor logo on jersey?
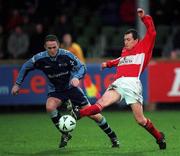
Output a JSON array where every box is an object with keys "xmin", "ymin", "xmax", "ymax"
[
  {"xmin": 119, "ymin": 56, "xmax": 133, "ymax": 65},
  {"xmin": 118, "ymin": 53, "xmax": 145, "ymax": 66},
  {"xmin": 48, "ymin": 71, "xmax": 69, "ymax": 78}
]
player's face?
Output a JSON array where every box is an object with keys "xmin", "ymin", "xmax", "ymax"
[
  {"xmin": 45, "ymin": 41, "xmax": 59, "ymax": 57},
  {"xmin": 124, "ymin": 33, "xmax": 138, "ymax": 50}
]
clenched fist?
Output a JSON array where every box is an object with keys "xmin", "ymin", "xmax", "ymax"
[
  {"xmin": 101, "ymin": 62, "xmax": 107, "ymax": 70},
  {"xmin": 11, "ymin": 84, "xmax": 20, "ymax": 96},
  {"xmin": 70, "ymin": 77, "xmax": 80, "ymax": 87},
  {"xmin": 137, "ymin": 8, "xmax": 145, "ymax": 18}
]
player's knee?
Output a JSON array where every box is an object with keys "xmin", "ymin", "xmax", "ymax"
[
  {"xmin": 46, "ymin": 98, "xmax": 61, "ymax": 112},
  {"xmin": 46, "ymin": 103, "xmax": 57, "ymax": 112},
  {"xmin": 46, "ymin": 105, "xmax": 53, "ymax": 112}
]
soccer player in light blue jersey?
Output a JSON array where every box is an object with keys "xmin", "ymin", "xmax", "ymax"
[{"xmin": 11, "ymin": 35, "xmax": 119, "ymax": 148}]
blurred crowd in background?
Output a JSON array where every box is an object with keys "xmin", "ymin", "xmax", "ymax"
[{"xmin": 0, "ymin": 0, "xmax": 180, "ymax": 61}]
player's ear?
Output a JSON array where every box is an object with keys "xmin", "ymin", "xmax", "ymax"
[
  {"xmin": 57, "ymin": 42, "xmax": 60, "ymax": 47},
  {"xmin": 134, "ymin": 39, "xmax": 139, "ymax": 44},
  {"xmin": 44, "ymin": 44, "xmax": 47, "ymax": 50}
]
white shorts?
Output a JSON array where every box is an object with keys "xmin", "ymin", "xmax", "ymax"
[{"xmin": 107, "ymin": 77, "xmax": 143, "ymax": 105}]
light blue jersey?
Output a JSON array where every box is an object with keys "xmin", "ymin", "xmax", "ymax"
[{"xmin": 16, "ymin": 48, "xmax": 86, "ymax": 93}]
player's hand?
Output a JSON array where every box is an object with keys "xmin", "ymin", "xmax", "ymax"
[
  {"xmin": 11, "ymin": 84, "xmax": 20, "ymax": 96},
  {"xmin": 70, "ymin": 77, "xmax": 80, "ymax": 87},
  {"xmin": 101, "ymin": 62, "xmax": 107, "ymax": 70},
  {"xmin": 137, "ymin": 8, "xmax": 145, "ymax": 18}
]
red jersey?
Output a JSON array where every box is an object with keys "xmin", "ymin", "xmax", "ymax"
[{"xmin": 106, "ymin": 15, "xmax": 156, "ymax": 79}]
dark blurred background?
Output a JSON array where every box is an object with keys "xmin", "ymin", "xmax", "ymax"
[{"xmin": 0, "ymin": 0, "xmax": 180, "ymax": 59}]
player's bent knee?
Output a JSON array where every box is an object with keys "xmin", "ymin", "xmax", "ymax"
[
  {"xmin": 46, "ymin": 98, "xmax": 61, "ymax": 112},
  {"xmin": 46, "ymin": 105, "xmax": 55, "ymax": 112},
  {"xmin": 46, "ymin": 103, "xmax": 58, "ymax": 112}
]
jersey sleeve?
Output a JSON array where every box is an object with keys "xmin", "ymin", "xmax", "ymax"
[
  {"xmin": 67, "ymin": 52, "xmax": 86, "ymax": 79},
  {"xmin": 141, "ymin": 15, "xmax": 156, "ymax": 52},
  {"xmin": 15, "ymin": 57, "xmax": 35, "ymax": 86},
  {"xmin": 106, "ymin": 57, "xmax": 121, "ymax": 68}
]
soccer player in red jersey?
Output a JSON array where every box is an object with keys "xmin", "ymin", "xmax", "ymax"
[{"xmin": 72, "ymin": 8, "xmax": 166, "ymax": 150}]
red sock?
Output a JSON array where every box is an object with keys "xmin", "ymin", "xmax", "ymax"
[
  {"xmin": 80, "ymin": 103, "xmax": 103, "ymax": 117},
  {"xmin": 144, "ymin": 119, "xmax": 162, "ymax": 140}
]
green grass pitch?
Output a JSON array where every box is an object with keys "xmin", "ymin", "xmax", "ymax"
[{"xmin": 0, "ymin": 111, "xmax": 180, "ymax": 156}]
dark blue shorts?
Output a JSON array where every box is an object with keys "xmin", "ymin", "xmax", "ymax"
[{"xmin": 47, "ymin": 87, "xmax": 89, "ymax": 107}]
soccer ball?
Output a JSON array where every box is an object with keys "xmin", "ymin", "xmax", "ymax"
[{"xmin": 59, "ymin": 115, "xmax": 76, "ymax": 132}]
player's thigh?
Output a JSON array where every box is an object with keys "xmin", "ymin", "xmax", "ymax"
[
  {"xmin": 46, "ymin": 97, "xmax": 62, "ymax": 112},
  {"xmin": 97, "ymin": 89, "xmax": 121, "ymax": 107},
  {"xmin": 130, "ymin": 103, "xmax": 146, "ymax": 125}
]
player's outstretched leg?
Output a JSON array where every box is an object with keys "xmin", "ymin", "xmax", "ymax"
[
  {"xmin": 94, "ymin": 116, "xmax": 120, "ymax": 148},
  {"xmin": 71, "ymin": 103, "xmax": 103, "ymax": 120}
]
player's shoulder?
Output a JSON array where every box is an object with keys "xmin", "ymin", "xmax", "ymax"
[
  {"xmin": 58, "ymin": 48, "xmax": 75, "ymax": 58},
  {"xmin": 31, "ymin": 51, "xmax": 47, "ymax": 62},
  {"xmin": 142, "ymin": 15, "xmax": 153, "ymax": 22}
]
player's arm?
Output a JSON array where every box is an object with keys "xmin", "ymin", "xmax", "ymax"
[
  {"xmin": 67, "ymin": 52, "xmax": 86, "ymax": 87},
  {"xmin": 11, "ymin": 58, "xmax": 35, "ymax": 95},
  {"xmin": 138, "ymin": 8, "xmax": 156, "ymax": 48},
  {"xmin": 101, "ymin": 57, "xmax": 121, "ymax": 70}
]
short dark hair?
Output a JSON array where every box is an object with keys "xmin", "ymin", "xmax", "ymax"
[
  {"xmin": 44, "ymin": 34, "xmax": 59, "ymax": 44},
  {"xmin": 124, "ymin": 29, "xmax": 139, "ymax": 40}
]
